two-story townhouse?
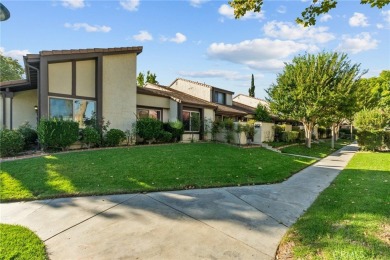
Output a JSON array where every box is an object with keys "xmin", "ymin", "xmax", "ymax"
[
  {"xmin": 169, "ymin": 78, "xmax": 247, "ymax": 121},
  {"xmin": 0, "ymin": 47, "xmax": 142, "ymax": 131}
]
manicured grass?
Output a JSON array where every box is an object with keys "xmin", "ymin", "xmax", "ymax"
[
  {"xmin": 0, "ymin": 143, "xmax": 315, "ymax": 202},
  {"xmin": 265, "ymin": 141, "xmax": 297, "ymax": 148},
  {"xmin": 281, "ymin": 139, "xmax": 351, "ymax": 158},
  {"xmin": 278, "ymin": 152, "xmax": 390, "ymax": 259},
  {"xmin": 0, "ymin": 224, "xmax": 47, "ymax": 260}
]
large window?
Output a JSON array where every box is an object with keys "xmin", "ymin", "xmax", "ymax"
[
  {"xmin": 183, "ymin": 111, "xmax": 200, "ymax": 132},
  {"xmin": 49, "ymin": 97, "xmax": 96, "ymax": 127},
  {"xmin": 137, "ymin": 108, "xmax": 162, "ymax": 121},
  {"xmin": 214, "ymin": 91, "xmax": 226, "ymax": 104}
]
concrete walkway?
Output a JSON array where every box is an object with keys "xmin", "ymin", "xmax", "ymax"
[{"xmin": 0, "ymin": 143, "xmax": 359, "ymax": 260}]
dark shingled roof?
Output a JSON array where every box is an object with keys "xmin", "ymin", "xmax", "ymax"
[{"xmin": 39, "ymin": 46, "xmax": 143, "ymax": 56}]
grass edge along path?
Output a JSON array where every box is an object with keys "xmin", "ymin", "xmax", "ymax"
[
  {"xmin": 0, "ymin": 224, "xmax": 48, "ymax": 260},
  {"xmin": 276, "ymin": 152, "xmax": 390, "ymax": 259},
  {"xmin": 0, "ymin": 143, "xmax": 316, "ymax": 202},
  {"xmin": 280, "ymin": 140, "xmax": 351, "ymax": 159}
]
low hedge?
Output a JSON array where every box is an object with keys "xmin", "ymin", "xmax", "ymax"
[
  {"xmin": 105, "ymin": 128, "xmax": 126, "ymax": 147},
  {"xmin": 0, "ymin": 129, "xmax": 24, "ymax": 157},
  {"xmin": 282, "ymin": 131, "xmax": 299, "ymax": 142},
  {"xmin": 356, "ymin": 130, "xmax": 387, "ymax": 151},
  {"xmin": 38, "ymin": 119, "xmax": 79, "ymax": 151}
]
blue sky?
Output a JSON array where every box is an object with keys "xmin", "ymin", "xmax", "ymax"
[{"xmin": 1, "ymin": 0, "xmax": 389, "ymax": 99}]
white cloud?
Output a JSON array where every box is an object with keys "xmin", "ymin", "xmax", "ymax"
[
  {"xmin": 0, "ymin": 47, "xmax": 30, "ymax": 66},
  {"xmin": 277, "ymin": 5, "xmax": 286, "ymax": 14},
  {"xmin": 263, "ymin": 21, "xmax": 335, "ymax": 43},
  {"xmin": 133, "ymin": 30, "xmax": 153, "ymax": 42},
  {"xmin": 349, "ymin": 12, "xmax": 369, "ymax": 27},
  {"xmin": 61, "ymin": 0, "xmax": 85, "ymax": 9},
  {"xmin": 377, "ymin": 23, "xmax": 384, "ymax": 29},
  {"xmin": 120, "ymin": 0, "xmax": 139, "ymax": 12},
  {"xmin": 64, "ymin": 23, "xmax": 111, "ymax": 33},
  {"xmin": 189, "ymin": 0, "xmax": 209, "ymax": 8},
  {"xmin": 207, "ymin": 39, "xmax": 318, "ymax": 71},
  {"xmin": 218, "ymin": 4, "xmax": 265, "ymax": 20},
  {"xmin": 320, "ymin": 14, "xmax": 332, "ymax": 22},
  {"xmin": 337, "ymin": 32, "xmax": 379, "ymax": 54},
  {"xmin": 162, "ymin": 33, "xmax": 187, "ymax": 44},
  {"xmin": 382, "ymin": 10, "xmax": 390, "ymax": 25},
  {"xmin": 178, "ymin": 70, "xmax": 263, "ymax": 81}
]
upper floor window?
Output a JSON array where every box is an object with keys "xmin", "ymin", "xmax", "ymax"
[
  {"xmin": 214, "ymin": 91, "xmax": 226, "ymax": 105},
  {"xmin": 137, "ymin": 108, "xmax": 162, "ymax": 121}
]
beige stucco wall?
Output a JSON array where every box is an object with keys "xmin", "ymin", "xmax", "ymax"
[
  {"xmin": 48, "ymin": 62, "xmax": 72, "ymax": 95},
  {"xmin": 203, "ymin": 108, "xmax": 214, "ymax": 141},
  {"xmin": 284, "ymin": 124, "xmax": 292, "ymax": 132},
  {"xmin": 182, "ymin": 133, "xmax": 200, "ymax": 142},
  {"xmin": 170, "ymin": 79, "xmax": 211, "ymax": 102},
  {"xmin": 226, "ymin": 94, "xmax": 233, "ymax": 106},
  {"xmin": 169, "ymin": 99, "xmax": 178, "ymax": 122},
  {"xmin": 137, "ymin": 94, "xmax": 170, "ymax": 108},
  {"xmin": 162, "ymin": 109, "xmax": 169, "ymax": 123},
  {"xmin": 233, "ymin": 95, "xmax": 268, "ymax": 109},
  {"xmin": 253, "ymin": 122, "xmax": 275, "ymax": 144},
  {"xmin": 12, "ymin": 89, "xmax": 38, "ymax": 129},
  {"xmin": 103, "ymin": 53, "xmax": 137, "ymax": 131},
  {"xmin": 76, "ymin": 60, "xmax": 96, "ymax": 98}
]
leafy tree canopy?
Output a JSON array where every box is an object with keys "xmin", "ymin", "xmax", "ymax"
[
  {"xmin": 267, "ymin": 52, "xmax": 364, "ymax": 147},
  {"xmin": 137, "ymin": 70, "xmax": 158, "ymax": 87},
  {"xmin": 0, "ymin": 54, "xmax": 24, "ymax": 82},
  {"xmin": 254, "ymin": 104, "xmax": 271, "ymax": 122},
  {"xmin": 229, "ymin": 0, "xmax": 389, "ymax": 26},
  {"xmin": 355, "ymin": 70, "xmax": 390, "ymax": 110}
]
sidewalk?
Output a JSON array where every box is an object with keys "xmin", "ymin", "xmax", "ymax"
[{"xmin": 0, "ymin": 143, "xmax": 359, "ymax": 259}]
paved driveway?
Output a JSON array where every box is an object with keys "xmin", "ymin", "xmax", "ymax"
[{"xmin": 0, "ymin": 143, "xmax": 358, "ymax": 259}]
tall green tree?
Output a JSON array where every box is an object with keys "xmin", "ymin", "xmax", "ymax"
[
  {"xmin": 248, "ymin": 74, "xmax": 255, "ymax": 97},
  {"xmin": 267, "ymin": 52, "xmax": 364, "ymax": 148},
  {"xmin": 0, "ymin": 54, "xmax": 24, "ymax": 82},
  {"xmin": 254, "ymin": 104, "xmax": 271, "ymax": 122},
  {"xmin": 356, "ymin": 70, "xmax": 390, "ymax": 110},
  {"xmin": 137, "ymin": 70, "xmax": 158, "ymax": 87},
  {"xmin": 229, "ymin": 0, "xmax": 389, "ymax": 26}
]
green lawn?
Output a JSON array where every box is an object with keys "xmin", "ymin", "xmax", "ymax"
[
  {"xmin": 281, "ymin": 139, "xmax": 351, "ymax": 158},
  {"xmin": 0, "ymin": 143, "xmax": 315, "ymax": 202},
  {"xmin": 278, "ymin": 152, "xmax": 390, "ymax": 259},
  {"xmin": 0, "ymin": 224, "xmax": 47, "ymax": 260}
]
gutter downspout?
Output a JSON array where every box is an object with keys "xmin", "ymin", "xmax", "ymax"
[{"xmin": 26, "ymin": 64, "xmax": 40, "ymax": 123}]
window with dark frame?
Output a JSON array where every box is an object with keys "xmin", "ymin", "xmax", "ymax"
[
  {"xmin": 183, "ymin": 110, "xmax": 200, "ymax": 132},
  {"xmin": 214, "ymin": 91, "xmax": 226, "ymax": 105},
  {"xmin": 137, "ymin": 108, "xmax": 162, "ymax": 121}
]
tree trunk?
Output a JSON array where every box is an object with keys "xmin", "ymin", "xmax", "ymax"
[
  {"xmin": 303, "ymin": 122, "xmax": 313, "ymax": 148},
  {"xmin": 350, "ymin": 124, "xmax": 353, "ymax": 141},
  {"xmin": 331, "ymin": 124, "xmax": 335, "ymax": 149},
  {"xmin": 335, "ymin": 124, "xmax": 340, "ymax": 141}
]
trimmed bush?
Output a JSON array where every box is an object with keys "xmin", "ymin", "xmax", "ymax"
[
  {"xmin": 136, "ymin": 117, "xmax": 163, "ymax": 144},
  {"xmin": 105, "ymin": 129, "xmax": 126, "ymax": 147},
  {"xmin": 354, "ymin": 108, "xmax": 387, "ymax": 131},
  {"xmin": 163, "ymin": 121, "xmax": 184, "ymax": 142},
  {"xmin": 80, "ymin": 126, "xmax": 101, "ymax": 148},
  {"xmin": 0, "ymin": 129, "xmax": 24, "ymax": 157},
  {"xmin": 282, "ymin": 131, "xmax": 299, "ymax": 142},
  {"xmin": 158, "ymin": 131, "xmax": 173, "ymax": 143},
  {"xmin": 38, "ymin": 119, "xmax": 79, "ymax": 151},
  {"xmin": 274, "ymin": 125, "xmax": 284, "ymax": 141},
  {"xmin": 17, "ymin": 122, "xmax": 38, "ymax": 150},
  {"xmin": 384, "ymin": 131, "xmax": 390, "ymax": 149},
  {"xmin": 292, "ymin": 126, "xmax": 301, "ymax": 132},
  {"xmin": 356, "ymin": 130, "xmax": 384, "ymax": 151}
]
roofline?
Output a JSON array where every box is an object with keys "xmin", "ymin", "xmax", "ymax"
[
  {"xmin": 233, "ymin": 93, "xmax": 267, "ymax": 102},
  {"xmin": 169, "ymin": 78, "xmax": 234, "ymax": 94}
]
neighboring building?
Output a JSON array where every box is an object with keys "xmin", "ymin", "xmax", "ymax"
[
  {"xmin": 0, "ymin": 47, "xmax": 143, "ymax": 131},
  {"xmin": 137, "ymin": 83, "xmax": 217, "ymax": 141},
  {"xmin": 233, "ymin": 94, "xmax": 269, "ymax": 109},
  {"xmin": 169, "ymin": 78, "xmax": 247, "ymax": 121}
]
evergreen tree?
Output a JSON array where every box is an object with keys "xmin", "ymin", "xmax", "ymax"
[{"xmin": 248, "ymin": 74, "xmax": 255, "ymax": 97}]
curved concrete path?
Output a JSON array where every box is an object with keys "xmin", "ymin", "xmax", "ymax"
[{"xmin": 0, "ymin": 143, "xmax": 358, "ymax": 259}]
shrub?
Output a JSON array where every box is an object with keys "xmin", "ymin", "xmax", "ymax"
[
  {"xmin": 105, "ymin": 129, "xmax": 126, "ymax": 147},
  {"xmin": 136, "ymin": 117, "xmax": 163, "ymax": 144},
  {"xmin": 80, "ymin": 126, "xmax": 101, "ymax": 148},
  {"xmin": 325, "ymin": 128, "xmax": 332, "ymax": 138},
  {"xmin": 0, "ymin": 129, "xmax": 24, "ymax": 157},
  {"xmin": 163, "ymin": 121, "xmax": 184, "ymax": 142},
  {"xmin": 318, "ymin": 127, "xmax": 326, "ymax": 138},
  {"xmin": 292, "ymin": 126, "xmax": 301, "ymax": 132},
  {"xmin": 17, "ymin": 122, "xmax": 38, "ymax": 149},
  {"xmin": 282, "ymin": 131, "xmax": 299, "ymax": 142},
  {"xmin": 38, "ymin": 119, "xmax": 79, "ymax": 151},
  {"xmin": 356, "ymin": 130, "xmax": 384, "ymax": 151},
  {"xmin": 298, "ymin": 129, "xmax": 306, "ymax": 141},
  {"xmin": 354, "ymin": 108, "xmax": 387, "ymax": 131},
  {"xmin": 384, "ymin": 131, "xmax": 390, "ymax": 149},
  {"xmin": 254, "ymin": 104, "xmax": 272, "ymax": 122},
  {"xmin": 158, "ymin": 131, "xmax": 173, "ymax": 143},
  {"xmin": 274, "ymin": 125, "xmax": 284, "ymax": 141},
  {"xmin": 211, "ymin": 120, "xmax": 222, "ymax": 141}
]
